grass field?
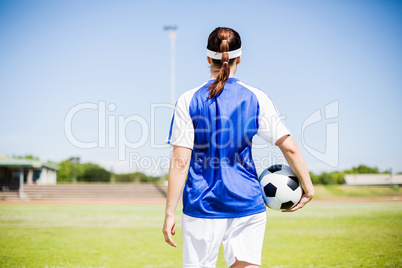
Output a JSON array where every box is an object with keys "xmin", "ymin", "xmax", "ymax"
[{"xmin": 0, "ymin": 199, "xmax": 401, "ymax": 267}]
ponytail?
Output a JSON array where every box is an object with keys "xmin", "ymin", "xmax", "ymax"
[{"xmin": 207, "ymin": 28, "xmax": 241, "ymax": 98}]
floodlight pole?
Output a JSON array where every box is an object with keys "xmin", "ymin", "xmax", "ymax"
[
  {"xmin": 164, "ymin": 26, "xmax": 178, "ymax": 104},
  {"xmin": 19, "ymin": 167, "xmax": 24, "ymax": 200}
]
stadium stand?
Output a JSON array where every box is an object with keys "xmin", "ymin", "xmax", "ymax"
[{"xmin": 1, "ymin": 183, "xmax": 168, "ymax": 200}]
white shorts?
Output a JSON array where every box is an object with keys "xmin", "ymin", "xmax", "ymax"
[{"xmin": 182, "ymin": 211, "xmax": 266, "ymax": 268}]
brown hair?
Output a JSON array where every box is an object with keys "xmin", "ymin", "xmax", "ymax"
[{"xmin": 207, "ymin": 27, "xmax": 242, "ymax": 98}]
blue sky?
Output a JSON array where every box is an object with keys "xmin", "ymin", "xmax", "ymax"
[{"xmin": 0, "ymin": 0, "xmax": 401, "ymax": 175}]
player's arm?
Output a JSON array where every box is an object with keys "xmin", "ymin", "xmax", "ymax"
[
  {"xmin": 276, "ymin": 135, "xmax": 314, "ymax": 212},
  {"xmin": 162, "ymin": 145, "xmax": 192, "ymax": 247}
]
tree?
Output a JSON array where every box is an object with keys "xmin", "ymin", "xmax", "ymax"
[
  {"xmin": 12, "ymin": 155, "xmax": 40, "ymax": 160},
  {"xmin": 57, "ymin": 158, "xmax": 110, "ymax": 183},
  {"xmin": 309, "ymin": 172, "xmax": 320, "ymax": 185},
  {"xmin": 344, "ymin": 165, "xmax": 380, "ymax": 174},
  {"xmin": 79, "ymin": 163, "xmax": 110, "ymax": 182},
  {"xmin": 114, "ymin": 172, "xmax": 162, "ymax": 183},
  {"xmin": 57, "ymin": 159, "xmax": 83, "ymax": 183}
]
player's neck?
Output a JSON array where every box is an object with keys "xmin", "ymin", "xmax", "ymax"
[{"xmin": 210, "ymin": 67, "xmax": 237, "ymax": 79}]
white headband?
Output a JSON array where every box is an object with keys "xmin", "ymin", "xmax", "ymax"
[{"xmin": 206, "ymin": 47, "xmax": 242, "ymax": 60}]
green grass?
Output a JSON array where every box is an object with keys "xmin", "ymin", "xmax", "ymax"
[{"xmin": 0, "ymin": 201, "xmax": 401, "ymax": 267}]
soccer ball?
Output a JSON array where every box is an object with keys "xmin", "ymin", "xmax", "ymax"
[{"xmin": 259, "ymin": 164, "xmax": 303, "ymax": 211}]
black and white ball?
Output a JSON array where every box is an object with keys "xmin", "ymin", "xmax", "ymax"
[{"xmin": 259, "ymin": 164, "xmax": 303, "ymax": 211}]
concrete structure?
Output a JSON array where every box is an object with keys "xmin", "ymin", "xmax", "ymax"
[
  {"xmin": 344, "ymin": 174, "xmax": 402, "ymax": 186},
  {"xmin": 0, "ymin": 156, "xmax": 58, "ymax": 191}
]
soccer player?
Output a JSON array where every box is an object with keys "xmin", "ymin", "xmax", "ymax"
[{"xmin": 162, "ymin": 27, "xmax": 314, "ymax": 268}]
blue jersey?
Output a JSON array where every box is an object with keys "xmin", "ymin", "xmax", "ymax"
[{"xmin": 167, "ymin": 77, "xmax": 290, "ymax": 218}]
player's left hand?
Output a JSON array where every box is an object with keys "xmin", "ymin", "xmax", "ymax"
[
  {"xmin": 162, "ymin": 215, "xmax": 177, "ymax": 247},
  {"xmin": 282, "ymin": 193, "xmax": 313, "ymax": 212}
]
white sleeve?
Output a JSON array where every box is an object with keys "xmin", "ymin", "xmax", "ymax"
[
  {"xmin": 166, "ymin": 94, "xmax": 194, "ymax": 149},
  {"xmin": 256, "ymin": 92, "xmax": 290, "ymax": 145}
]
